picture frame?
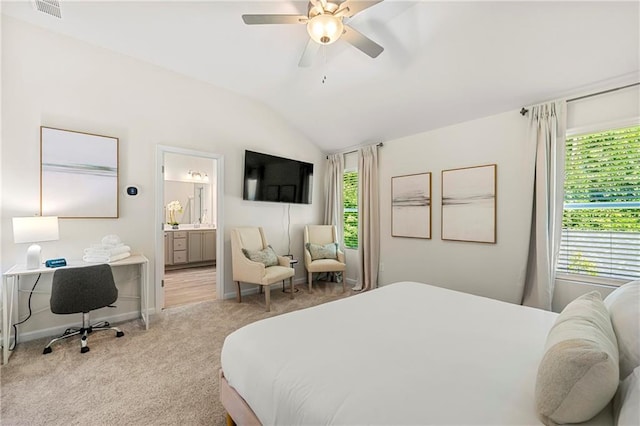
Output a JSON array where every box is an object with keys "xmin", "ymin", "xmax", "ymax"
[
  {"xmin": 40, "ymin": 126, "xmax": 119, "ymax": 218},
  {"xmin": 391, "ymin": 172, "xmax": 432, "ymax": 239},
  {"xmin": 441, "ymin": 164, "xmax": 497, "ymax": 243}
]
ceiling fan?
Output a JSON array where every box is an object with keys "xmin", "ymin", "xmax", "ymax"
[{"xmin": 242, "ymin": 0, "xmax": 384, "ymax": 67}]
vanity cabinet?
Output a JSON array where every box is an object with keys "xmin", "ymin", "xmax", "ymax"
[
  {"xmin": 188, "ymin": 230, "xmax": 216, "ymax": 263},
  {"xmin": 172, "ymin": 231, "xmax": 188, "ymax": 264},
  {"xmin": 165, "ymin": 229, "xmax": 216, "ymax": 269}
]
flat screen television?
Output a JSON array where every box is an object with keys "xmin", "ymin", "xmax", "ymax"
[{"xmin": 243, "ymin": 150, "xmax": 314, "ymax": 204}]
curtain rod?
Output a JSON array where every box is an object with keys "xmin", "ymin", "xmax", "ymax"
[
  {"xmin": 326, "ymin": 142, "xmax": 384, "ymax": 159},
  {"xmin": 519, "ymin": 81, "xmax": 640, "ymax": 116}
]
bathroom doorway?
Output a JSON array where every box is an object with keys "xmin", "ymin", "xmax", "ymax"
[{"xmin": 155, "ymin": 146, "xmax": 224, "ymax": 310}]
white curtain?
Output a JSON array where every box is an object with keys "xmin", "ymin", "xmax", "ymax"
[
  {"xmin": 354, "ymin": 145, "xmax": 380, "ymax": 291},
  {"xmin": 522, "ymin": 101, "xmax": 567, "ymax": 310},
  {"xmin": 324, "ymin": 153, "xmax": 344, "ymax": 242}
]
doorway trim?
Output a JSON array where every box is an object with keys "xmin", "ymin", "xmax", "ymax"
[{"xmin": 155, "ymin": 145, "xmax": 224, "ymax": 311}]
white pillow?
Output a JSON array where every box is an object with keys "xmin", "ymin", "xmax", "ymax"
[
  {"xmin": 535, "ymin": 291, "xmax": 619, "ymax": 425},
  {"xmin": 604, "ymin": 280, "xmax": 640, "ymax": 380},
  {"xmin": 613, "ymin": 365, "xmax": 640, "ymax": 426}
]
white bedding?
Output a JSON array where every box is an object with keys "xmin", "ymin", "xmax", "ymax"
[{"xmin": 221, "ymin": 281, "xmax": 577, "ymax": 425}]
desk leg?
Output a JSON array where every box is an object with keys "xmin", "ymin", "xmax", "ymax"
[
  {"xmin": 141, "ymin": 261, "xmax": 149, "ymax": 330},
  {"xmin": 2, "ymin": 276, "xmax": 16, "ymax": 365}
]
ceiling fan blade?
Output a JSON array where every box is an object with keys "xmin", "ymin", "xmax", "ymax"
[
  {"xmin": 242, "ymin": 14, "xmax": 308, "ymax": 25},
  {"xmin": 309, "ymin": 0, "xmax": 325, "ymax": 15},
  {"xmin": 336, "ymin": 1, "xmax": 383, "ymax": 18},
  {"xmin": 342, "ymin": 25, "xmax": 384, "ymax": 58},
  {"xmin": 298, "ymin": 38, "xmax": 321, "ymax": 67}
]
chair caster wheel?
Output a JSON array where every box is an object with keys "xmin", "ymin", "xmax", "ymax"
[
  {"xmin": 116, "ymin": 331, "xmax": 124, "ymax": 337},
  {"xmin": 43, "ymin": 347, "xmax": 52, "ymax": 355},
  {"xmin": 81, "ymin": 346, "xmax": 90, "ymax": 353}
]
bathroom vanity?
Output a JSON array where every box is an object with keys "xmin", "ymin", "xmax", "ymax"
[{"xmin": 164, "ymin": 226, "xmax": 216, "ymax": 270}]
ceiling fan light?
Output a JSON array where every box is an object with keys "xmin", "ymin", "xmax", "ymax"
[{"xmin": 307, "ymin": 14, "xmax": 343, "ymax": 45}]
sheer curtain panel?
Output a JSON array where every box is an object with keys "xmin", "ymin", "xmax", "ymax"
[
  {"xmin": 522, "ymin": 101, "xmax": 567, "ymax": 310},
  {"xmin": 354, "ymin": 145, "xmax": 380, "ymax": 291},
  {"xmin": 324, "ymin": 154, "xmax": 344, "ymax": 242}
]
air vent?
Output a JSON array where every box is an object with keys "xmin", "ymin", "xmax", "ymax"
[{"xmin": 33, "ymin": 0, "xmax": 62, "ymax": 19}]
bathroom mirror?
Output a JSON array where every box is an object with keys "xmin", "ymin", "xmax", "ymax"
[{"xmin": 164, "ymin": 181, "xmax": 212, "ymax": 226}]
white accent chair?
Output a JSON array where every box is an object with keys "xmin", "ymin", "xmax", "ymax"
[
  {"xmin": 230, "ymin": 227, "xmax": 295, "ymax": 312},
  {"xmin": 304, "ymin": 225, "xmax": 346, "ymax": 292}
]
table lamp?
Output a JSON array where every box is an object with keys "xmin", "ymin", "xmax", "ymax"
[{"xmin": 12, "ymin": 216, "xmax": 59, "ymax": 269}]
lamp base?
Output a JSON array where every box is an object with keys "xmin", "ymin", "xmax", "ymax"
[{"xmin": 26, "ymin": 244, "xmax": 42, "ymax": 269}]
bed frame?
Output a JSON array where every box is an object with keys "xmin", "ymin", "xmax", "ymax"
[{"xmin": 219, "ymin": 369, "xmax": 262, "ymax": 426}]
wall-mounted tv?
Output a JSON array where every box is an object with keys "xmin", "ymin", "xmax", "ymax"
[{"xmin": 243, "ymin": 150, "xmax": 314, "ymax": 204}]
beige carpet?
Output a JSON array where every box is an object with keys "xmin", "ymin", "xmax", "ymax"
[{"xmin": 1, "ymin": 282, "xmax": 352, "ymax": 425}]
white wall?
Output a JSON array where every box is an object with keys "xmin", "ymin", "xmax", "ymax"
[
  {"xmin": 377, "ymin": 110, "xmax": 532, "ymax": 304},
  {"xmin": 566, "ymin": 84, "xmax": 639, "ymax": 133},
  {"xmin": 0, "ymin": 3, "xmax": 3, "ymax": 274},
  {"xmin": 1, "ymin": 17, "xmax": 325, "ymax": 337}
]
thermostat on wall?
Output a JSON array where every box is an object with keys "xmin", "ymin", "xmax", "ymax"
[{"xmin": 125, "ymin": 186, "xmax": 139, "ymax": 196}]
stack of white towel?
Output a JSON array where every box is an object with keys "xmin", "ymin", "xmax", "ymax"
[{"xmin": 83, "ymin": 235, "xmax": 131, "ymax": 263}]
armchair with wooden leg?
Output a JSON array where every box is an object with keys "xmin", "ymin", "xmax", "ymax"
[
  {"xmin": 304, "ymin": 225, "xmax": 346, "ymax": 292},
  {"xmin": 230, "ymin": 227, "xmax": 295, "ymax": 312}
]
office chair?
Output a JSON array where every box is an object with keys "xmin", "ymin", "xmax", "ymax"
[{"xmin": 43, "ymin": 264, "xmax": 124, "ymax": 355}]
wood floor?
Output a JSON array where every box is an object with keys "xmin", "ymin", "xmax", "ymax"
[{"xmin": 164, "ymin": 266, "xmax": 216, "ymax": 309}]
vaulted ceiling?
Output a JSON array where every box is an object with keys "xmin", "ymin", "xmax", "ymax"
[{"xmin": 3, "ymin": 1, "xmax": 639, "ymax": 152}]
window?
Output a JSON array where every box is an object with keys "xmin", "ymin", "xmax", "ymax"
[
  {"xmin": 343, "ymin": 171, "xmax": 358, "ymax": 249},
  {"xmin": 557, "ymin": 125, "xmax": 640, "ymax": 281}
]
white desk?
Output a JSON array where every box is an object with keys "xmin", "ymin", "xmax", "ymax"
[{"xmin": 2, "ymin": 254, "xmax": 149, "ymax": 364}]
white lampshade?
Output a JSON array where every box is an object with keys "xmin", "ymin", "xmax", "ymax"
[
  {"xmin": 307, "ymin": 14, "xmax": 344, "ymax": 45},
  {"xmin": 13, "ymin": 216, "xmax": 59, "ymax": 269}
]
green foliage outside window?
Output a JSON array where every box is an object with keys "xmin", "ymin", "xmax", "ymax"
[
  {"xmin": 568, "ymin": 252, "xmax": 597, "ymax": 276},
  {"xmin": 344, "ymin": 171, "xmax": 358, "ymax": 249},
  {"xmin": 563, "ymin": 125, "xmax": 640, "ymax": 232},
  {"xmin": 560, "ymin": 125, "xmax": 640, "ymax": 279}
]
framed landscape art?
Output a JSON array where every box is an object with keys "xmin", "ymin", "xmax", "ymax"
[
  {"xmin": 441, "ymin": 164, "xmax": 496, "ymax": 243},
  {"xmin": 392, "ymin": 172, "xmax": 432, "ymax": 239},
  {"xmin": 41, "ymin": 126, "xmax": 119, "ymax": 218}
]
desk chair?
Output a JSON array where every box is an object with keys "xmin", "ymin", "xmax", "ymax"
[{"xmin": 43, "ymin": 264, "xmax": 124, "ymax": 355}]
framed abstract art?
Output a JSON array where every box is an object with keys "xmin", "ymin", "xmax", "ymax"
[
  {"xmin": 391, "ymin": 172, "xmax": 432, "ymax": 239},
  {"xmin": 441, "ymin": 164, "xmax": 496, "ymax": 243},
  {"xmin": 40, "ymin": 126, "xmax": 119, "ymax": 218}
]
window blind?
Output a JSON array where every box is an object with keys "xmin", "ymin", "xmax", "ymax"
[{"xmin": 557, "ymin": 125, "xmax": 640, "ymax": 280}]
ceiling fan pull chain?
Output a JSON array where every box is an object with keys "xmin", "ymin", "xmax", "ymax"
[{"xmin": 322, "ymin": 45, "xmax": 328, "ymax": 84}]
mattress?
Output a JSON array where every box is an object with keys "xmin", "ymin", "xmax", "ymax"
[{"xmin": 221, "ymin": 281, "xmax": 561, "ymax": 425}]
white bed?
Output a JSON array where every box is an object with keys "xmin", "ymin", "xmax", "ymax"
[{"xmin": 220, "ymin": 281, "xmax": 622, "ymax": 425}]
